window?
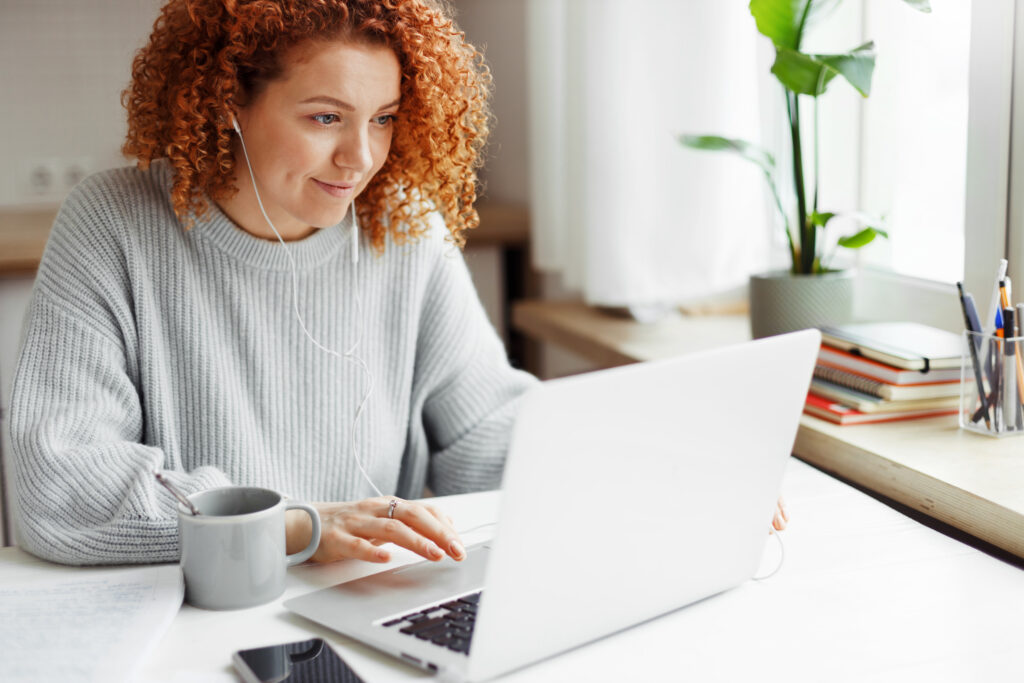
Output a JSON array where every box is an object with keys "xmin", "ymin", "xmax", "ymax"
[{"xmin": 858, "ymin": 0, "xmax": 971, "ymax": 285}]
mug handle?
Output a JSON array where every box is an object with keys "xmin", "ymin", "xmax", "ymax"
[{"xmin": 285, "ymin": 502, "xmax": 321, "ymax": 566}]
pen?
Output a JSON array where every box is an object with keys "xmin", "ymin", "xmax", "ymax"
[
  {"xmin": 986, "ymin": 259, "xmax": 1008, "ymax": 336},
  {"xmin": 1016, "ymin": 303, "xmax": 1024, "ymax": 427},
  {"xmin": 958, "ymin": 283, "xmax": 991, "ymax": 428},
  {"xmin": 961, "ymin": 285, "xmax": 984, "ymax": 350},
  {"xmin": 998, "ymin": 282, "xmax": 1024, "ymax": 417},
  {"xmin": 1004, "ymin": 308, "xmax": 1017, "ymax": 431},
  {"xmin": 979, "ymin": 260, "xmax": 1009, "ymax": 402}
]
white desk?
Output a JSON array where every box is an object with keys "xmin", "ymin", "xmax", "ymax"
[{"xmin": 2, "ymin": 458, "xmax": 1021, "ymax": 682}]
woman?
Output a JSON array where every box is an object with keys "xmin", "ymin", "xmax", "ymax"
[{"xmin": 9, "ymin": 0, "xmax": 536, "ymax": 565}]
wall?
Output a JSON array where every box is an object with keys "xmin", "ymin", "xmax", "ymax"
[{"xmin": 0, "ymin": 0, "xmax": 158, "ymax": 206}]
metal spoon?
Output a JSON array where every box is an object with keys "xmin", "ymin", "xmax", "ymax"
[{"xmin": 154, "ymin": 472, "xmax": 201, "ymax": 516}]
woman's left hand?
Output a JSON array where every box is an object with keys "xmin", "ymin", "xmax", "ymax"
[{"xmin": 771, "ymin": 496, "xmax": 788, "ymax": 532}]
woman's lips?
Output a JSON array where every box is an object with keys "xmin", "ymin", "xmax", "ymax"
[{"xmin": 313, "ymin": 178, "xmax": 357, "ymax": 198}]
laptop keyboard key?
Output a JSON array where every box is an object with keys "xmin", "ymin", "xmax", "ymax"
[
  {"xmin": 447, "ymin": 638, "xmax": 470, "ymax": 654},
  {"xmin": 400, "ymin": 617, "xmax": 447, "ymax": 635},
  {"xmin": 391, "ymin": 590, "xmax": 482, "ymax": 656}
]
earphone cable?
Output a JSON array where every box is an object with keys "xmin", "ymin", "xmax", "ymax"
[{"xmin": 235, "ymin": 126, "xmax": 382, "ymax": 497}]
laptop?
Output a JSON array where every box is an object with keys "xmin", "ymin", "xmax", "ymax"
[{"xmin": 285, "ymin": 329, "xmax": 821, "ymax": 681}]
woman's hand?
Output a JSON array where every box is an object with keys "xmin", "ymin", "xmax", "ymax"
[
  {"xmin": 286, "ymin": 496, "xmax": 466, "ymax": 564},
  {"xmin": 771, "ymin": 496, "xmax": 788, "ymax": 533}
]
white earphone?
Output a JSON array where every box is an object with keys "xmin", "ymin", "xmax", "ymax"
[{"xmin": 232, "ymin": 115, "xmax": 380, "ymax": 496}]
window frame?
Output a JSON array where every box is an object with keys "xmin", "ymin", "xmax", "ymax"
[{"xmin": 854, "ymin": 0, "xmax": 1013, "ymax": 331}]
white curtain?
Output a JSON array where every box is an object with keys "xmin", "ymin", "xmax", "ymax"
[{"xmin": 527, "ymin": 0, "xmax": 776, "ymax": 307}]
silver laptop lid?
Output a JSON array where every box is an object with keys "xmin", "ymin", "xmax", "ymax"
[{"xmin": 467, "ymin": 329, "xmax": 820, "ymax": 681}]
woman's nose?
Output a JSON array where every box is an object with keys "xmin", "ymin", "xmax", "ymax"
[{"xmin": 334, "ymin": 128, "xmax": 373, "ymax": 175}]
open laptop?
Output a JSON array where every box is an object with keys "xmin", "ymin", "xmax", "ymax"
[{"xmin": 285, "ymin": 329, "xmax": 820, "ymax": 681}]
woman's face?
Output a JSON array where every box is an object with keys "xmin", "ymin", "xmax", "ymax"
[{"xmin": 230, "ymin": 38, "xmax": 401, "ymax": 240}]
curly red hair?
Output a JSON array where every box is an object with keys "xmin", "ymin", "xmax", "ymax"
[{"xmin": 121, "ymin": 0, "xmax": 492, "ymax": 250}]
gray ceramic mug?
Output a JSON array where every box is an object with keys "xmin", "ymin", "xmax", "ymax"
[{"xmin": 178, "ymin": 486, "xmax": 321, "ymax": 610}]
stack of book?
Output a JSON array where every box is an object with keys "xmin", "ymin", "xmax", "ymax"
[{"xmin": 805, "ymin": 322, "xmax": 964, "ymax": 425}]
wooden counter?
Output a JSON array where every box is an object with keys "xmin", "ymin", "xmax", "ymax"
[
  {"xmin": 513, "ymin": 299, "xmax": 1024, "ymax": 560},
  {"xmin": 0, "ymin": 207, "xmax": 56, "ymax": 275}
]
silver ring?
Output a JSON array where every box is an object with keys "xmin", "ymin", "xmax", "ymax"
[{"xmin": 388, "ymin": 499, "xmax": 398, "ymax": 519}]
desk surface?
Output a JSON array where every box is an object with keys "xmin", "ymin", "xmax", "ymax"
[
  {"xmin": 2, "ymin": 460, "xmax": 1021, "ymax": 682},
  {"xmin": 513, "ymin": 299, "xmax": 1024, "ymax": 561}
]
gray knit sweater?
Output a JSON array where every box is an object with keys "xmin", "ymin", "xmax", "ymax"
[{"xmin": 9, "ymin": 160, "xmax": 536, "ymax": 565}]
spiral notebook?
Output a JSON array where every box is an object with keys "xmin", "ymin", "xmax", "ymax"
[{"xmin": 812, "ymin": 366, "xmax": 962, "ymax": 401}]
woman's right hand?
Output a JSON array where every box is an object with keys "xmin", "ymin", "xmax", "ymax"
[{"xmin": 286, "ymin": 496, "xmax": 466, "ymax": 564}]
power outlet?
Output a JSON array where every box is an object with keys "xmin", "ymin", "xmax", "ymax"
[
  {"xmin": 24, "ymin": 158, "xmax": 61, "ymax": 198},
  {"xmin": 64, "ymin": 157, "xmax": 94, "ymax": 192},
  {"xmin": 20, "ymin": 157, "xmax": 97, "ymax": 201}
]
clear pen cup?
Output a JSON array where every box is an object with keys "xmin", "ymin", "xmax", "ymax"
[{"xmin": 960, "ymin": 330, "xmax": 1024, "ymax": 437}]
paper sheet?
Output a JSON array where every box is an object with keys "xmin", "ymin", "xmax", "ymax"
[{"xmin": 0, "ymin": 563, "xmax": 184, "ymax": 682}]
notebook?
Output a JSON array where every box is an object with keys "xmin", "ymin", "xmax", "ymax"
[
  {"xmin": 818, "ymin": 322, "xmax": 963, "ymax": 371},
  {"xmin": 803, "ymin": 392, "xmax": 958, "ymax": 426},
  {"xmin": 285, "ymin": 329, "xmax": 821, "ymax": 681},
  {"xmin": 817, "ymin": 345, "xmax": 963, "ymax": 385},
  {"xmin": 813, "ymin": 365, "xmax": 962, "ymax": 401}
]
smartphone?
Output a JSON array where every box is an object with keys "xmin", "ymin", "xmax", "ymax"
[{"xmin": 232, "ymin": 638, "xmax": 366, "ymax": 683}]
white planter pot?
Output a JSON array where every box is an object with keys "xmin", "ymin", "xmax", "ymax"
[{"xmin": 749, "ymin": 270, "xmax": 855, "ymax": 339}]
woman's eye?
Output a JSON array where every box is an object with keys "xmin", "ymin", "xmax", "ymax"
[
  {"xmin": 312, "ymin": 113, "xmax": 339, "ymax": 125},
  {"xmin": 373, "ymin": 114, "xmax": 397, "ymax": 126}
]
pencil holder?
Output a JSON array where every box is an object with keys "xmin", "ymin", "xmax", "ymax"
[{"xmin": 960, "ymin": 330, "xmax": 1024, "ymax": 437}]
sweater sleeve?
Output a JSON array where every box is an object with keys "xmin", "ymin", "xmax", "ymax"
[
  {"xmin": 413, "ymin": 237, "xmax": 538, "ymax": 496},
  {"xmin": 8, "ymin": 181, "xmax": 230, "ymax": 565}
]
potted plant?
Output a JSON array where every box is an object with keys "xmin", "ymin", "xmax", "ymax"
[{"xmin": 679, "ymin": 0, "xmax": 931, "ymax": 338}]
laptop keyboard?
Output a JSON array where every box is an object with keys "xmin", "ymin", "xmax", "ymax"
[{"xmin": 381, "ymin": 591, "xmax": 482, "ymax": 655}]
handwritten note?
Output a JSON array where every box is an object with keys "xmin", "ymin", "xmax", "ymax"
[{"xmin": 0, "ymin": 564, "xmax": 183, "ymax": 682}]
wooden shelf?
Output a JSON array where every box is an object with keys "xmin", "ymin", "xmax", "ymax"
[
  {"xmin": 468, "ymin": 201, "xmax": 529, "ymax": 246},
  {"xmin": 0, "ymin": 206, "xmax": 57, "ymax": 276},
  {"xmin": 513, "ymin": 298, "xmax": 1024, "ymax": 560}
]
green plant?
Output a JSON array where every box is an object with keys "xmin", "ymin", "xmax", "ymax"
[{"xmin": 679, "ymin": 0, "xmax": 931, "ymax": 275}]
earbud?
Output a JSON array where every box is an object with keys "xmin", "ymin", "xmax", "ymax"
[{"xmin": 231, "ymin": 116, "xmax": 241, "ymax": 134}]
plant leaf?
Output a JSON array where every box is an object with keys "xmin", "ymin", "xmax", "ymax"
[
  {"xmin": 749, "ymin": 0, "xmax": 842, "ymax": 50},
  {"xmin": 772, "ymin": 42, "xmax": 876, "ymax": 97},
  {"xmin": 809, "ymin": 211, "xmax": 836, "ymax": 228},
  {"xmin": 816, "ymin": 42, "xmax": 876, "ymax": 97},
  {"xmin": 837, "ymin": 226, "xmax": 886, "ymax": 249},
  {"xmin": 901, "ymin": 0, "xmax": 932, "ymax": 12},
  {"xmin": 677, "ymin": 135, "xmax": 776, "ymax": 176}
]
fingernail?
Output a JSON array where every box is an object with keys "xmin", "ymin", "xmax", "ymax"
[
  {"xmin": 449, "ymin": 540, "xmax": 465, "ymax": 559},
  {"xmin": 426, "ymin": 541, "xmax": 443, "ymax": 559},
  {"xmin": 376, "ymin": 549, "xmax": 389, "ymax": 561}
]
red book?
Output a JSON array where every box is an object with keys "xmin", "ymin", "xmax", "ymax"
[{"xmin": 803, "ymin": 392, "xmax": 958, "ymax": 426}]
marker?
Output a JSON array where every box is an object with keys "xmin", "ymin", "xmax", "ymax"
[
  {"xmin": 958, "ymin": 283, "xmax": 991, "ymax": 428},
  {"xmin": 1004, "ymin": 308, "xmax": 1017, "ymax": 431}
]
